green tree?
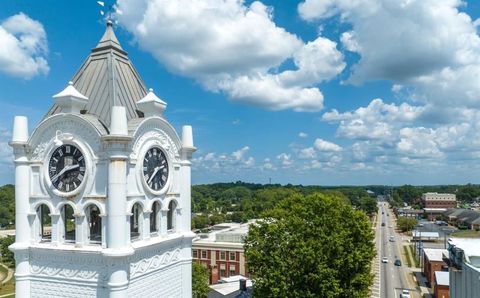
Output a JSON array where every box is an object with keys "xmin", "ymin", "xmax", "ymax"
[
  {"xmin": 357, "ymin": 196, "xmax": 378, "ymax": 215},
  {"xmin": 397, "ymin": 217, "xmax": 418, "ymax": 232},
  {"xmin": 192, "ymin": 262, "xmax": 210, "ymax": 298},
  {"xmin": 244, "ymin": 193, "xmax": 375, "ymax": 298},
  {"xmin": 0, "ymin": 235, "xmax": 15, "ymax": 267}
]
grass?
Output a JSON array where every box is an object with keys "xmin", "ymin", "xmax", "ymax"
[
  {"xmin": 0, "ymin": 263, "xmax": 14, "ymax": 297},
  {"xmin": 451, "ymin": 230, "xmax": 480, "ymax": 238},
  {"xmin": 408, "ymin": 245, "xmax": 420, "ymax": 268},
  {"xmin": 0, "ymin": 276, "xmax": 15, "ymax": 297}
]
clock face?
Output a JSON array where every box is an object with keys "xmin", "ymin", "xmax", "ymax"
[
  {"xmin": 143, "ymin": 147, "xmax": 169, "ymax": 191},
  {"xmin": 48, "ymin": 144, "xmax": 86, "ymax": 193}
]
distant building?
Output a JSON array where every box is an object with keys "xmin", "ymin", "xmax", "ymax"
[
  {"xmin": 423, "ymin": 193, "xmax": 457, "ymax": 209},
  {"xmin": 422, "ymin": 193, "xmax": 456, "ymax": 220},
  {"xmin": 193, "ymin": 222, "xmax": 254, "ymax": 284},
  {"xmin": 434, "ymin": 271, "xmax": 450, "ymax": 298},
  {"xmin": 445, "ymin": 238, "xmax": 480, "ymax": 298},
  {"xmin": 422, "ymin": 248, "xmax": 449, "ymax": 285},
  {"xmin": 208, "ymin": 276, "xmax": 252, "ymax": 298},
  {"xmin": 443, "ymin": 209, "xmax": 480, "ymax": 230}
]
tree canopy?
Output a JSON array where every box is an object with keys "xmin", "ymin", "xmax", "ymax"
[
  {"xmin": 192, "ymin": 262, "xmax": 210, "ymax": 298},
  {"xmin": 244, "ymin": 193, "xmax": 375, "ymax": 298}
]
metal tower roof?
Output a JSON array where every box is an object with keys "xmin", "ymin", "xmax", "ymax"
[{"xmin": 46, "ymin": 21, "xmax": 147, "ymax": 127}]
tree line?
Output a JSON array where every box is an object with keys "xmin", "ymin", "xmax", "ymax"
[{"xmin": 191, "ymin": 182, "xmax": 379, "ymax": 229}]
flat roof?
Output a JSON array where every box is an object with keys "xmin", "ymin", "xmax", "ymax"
[
  {"xmin": 449, "ymin": 238, "xmax": 480, "ymax": 270},
  {"xmin": 413, "ymin": 231, "xmax": 440, "ymax": 238},
  {"xmin": 209, "ymin": 276, "xmax": 252, "ymax": 295},
  {"xmin": 193, "ymin": 221, "xmax": 255, "ymax": 245},
  {"xmin": 424, "ymin": 248, "xmax": 448, "ymax": 262},
  {"xmin": 424, "ymin": 208, "xmax": 448, "ymax": 212},
  {"xmin": 435, "ymin": 271, "xmax": 449, "ymax": 286}
]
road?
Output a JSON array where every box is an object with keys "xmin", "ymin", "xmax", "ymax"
[{"xmin": 377, "ymin": 202, "xmax": 419, "ymax": 298}]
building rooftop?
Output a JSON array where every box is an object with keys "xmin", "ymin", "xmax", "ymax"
[
  {"xmin": 194, "ymin": 221, "xmax": 255, "ymax": 245},
  {"xmin": 449, "ymin": 238, "xmax": 480, "ymax": 270},
  {"xmin": 424, "ymin": 248, "xmax": 449, "ymax": 262},
  {"xmin": 423, "ymin": 193, "xmax": 456, "ymax": 201},
  {"xmin": 46, "ymin": 21, "xmax": 148, "ymax": 128},
  {"xmin": 413, "ymin": 231, "xmax": 440, "ymax": 239},
  {"xmin": 208, "ymin": 276, "xmax": 252, "ymax": 297},
  {"xmin": 434, "ymin": 271, "xmax": 449, "ymax": 286}
]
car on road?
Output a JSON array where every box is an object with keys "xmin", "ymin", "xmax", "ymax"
[
  {"xmin": 389, "ymin": 236, "xmax": 395, "ymax": 242},
  {"xmin": 400, "ymin": 289, "xmax": 410, "ymax": 298},
  {"xmin": 394, "ymin": 259, "xmax": 402, "ymax": 266},
  {"xmin": 382, "ymin": 257, "xmax": 388, "ymax": 263},
  {"xmin": 381, "ymin": 222, "xmax": 385, "ymax": 227},
  {"xmin": 417, "ymin": 223, "xmax": 424, "ymax": 227}
]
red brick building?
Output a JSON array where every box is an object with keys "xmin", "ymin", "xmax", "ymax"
[
  {"xmin": 192, "ymin": 222, "xmax": 251, "ymax": 284},
  {"xmin": 423, "ymin": 248, "xmax": 449, "ymax": 286},
  {"xmin": 434, "ymin": 271, "xmax": 450, "ymax": 298},
  {"xmin": 422, "ymin": 193, "xmax": 457, "ymax": 209}
]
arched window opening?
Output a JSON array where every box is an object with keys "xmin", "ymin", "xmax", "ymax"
[
  {"xmin": 130, "ymin": 203, "xmax": 142, "ymax": 240},
  {"xmin": 62, "ymin": 204, "xmax": 75, "ymax": 243},
  {"xmin": 86, "ymin": 205, "xmax": 101, "ymax": 244},
  {"xmin": 37, "ymin": 204, "xmax": 51, "ymax": 242},
  {"xmin": 150, "ymin": 201, "xmax": 160, "ymax": 234},
  {"xmin": 167, "ymin": 200, "xmax": 177, "ymax": 231}
]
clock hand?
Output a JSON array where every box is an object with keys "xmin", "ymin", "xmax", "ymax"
[
  {"xmin": 147, "ymin": 165, "xmax": 165, "ymax": 184},
  {"xmin": 51, "ymin": 164, "xmax": 79, "ymax": 182}
]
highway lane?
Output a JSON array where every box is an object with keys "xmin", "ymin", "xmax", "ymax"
[{"xmin": 378, "ymin": 202, "xmax": 418, "ymax": 298}]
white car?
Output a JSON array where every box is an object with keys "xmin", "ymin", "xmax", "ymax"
[
  {"xmin": 400, "ymin": 289, "xmax": 410, "ymax": 298},
  {"xmin": 382, "ymin": 257, "xmax": 388, "ymax": 263}
]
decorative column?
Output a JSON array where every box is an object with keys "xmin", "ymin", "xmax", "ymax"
[
  {"xmin": 102, "ymin": 106, "xmax": 133, "ymax": 298},
  {"xmin": 9, "ymin": 116, "xmax": 31, "ymax": 298},
  {"xmin": 50, "ymin": 213, "xmax": 60, "ymax": 245},
  {"xmin": 74, "ymin": 213, "xmax": 85, "ymax": 247},
  {"xmin": 179, "ymin": 125, "xmax": 196, "ymax": 232},
  {"xmin": 143, "ymin": 210, "xmax": 151, "ymax": 240},
  {"xmin": 160, "ymin": 209, "xmax": 168, "ymax": 235},
  {"xmin": 180, "ymin": 125, "xmax": 196, "ymax": 298}
]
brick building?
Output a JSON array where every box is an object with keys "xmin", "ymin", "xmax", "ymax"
[
  {"xmin": 422, "ymin": 193, "xmax": 456, "ymax": 220},
  {"xmin": 433, "ymin": 271, "xmax": 449, "ymax": 298},
  {"xmin": 422, "ymin": 193, "xmax": 457, "ymax": 209},
  {"xmin": 423, "ymin": 248, "xmax": 449, "ymax": 286},
  {"xmin": 192, "ymin": 222, "xmax": 253, "ymax": 284}
]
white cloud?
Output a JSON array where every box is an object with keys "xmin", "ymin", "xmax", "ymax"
[
  {"xmin": 298, "ymin": 132, "xmax": 308, "ymax": 138},
  {"xmin": 298, "ymin": 0, "xmax": 480, "ymax": 109},
  {"xmin": 117, "ymin": 0, "xmax": 345, "ymax": 112},
  {"xmin": 232, "ymin": 146, "xmax": 250, "ymax": 161},
  {"xmin": 299, "ymin": 147, "xmax": 316, "ymax": 159},
  {"xmin": 314, "ymin": 138, "xmax": 342, "ymax": 152},
  {"xmin": 277, "ymin": 153, "xmax": 293, "ymax": 167},
  {"xmin": 322, "ymin": 98, "xmax": 424, "ymax": 140},
  {"xmin": 397, "ymin": 127, "xmax": 443, "ymax": 158},
  {"xmin": 0, "ymin": 13, "xmax": 49, "ymax": 79}
]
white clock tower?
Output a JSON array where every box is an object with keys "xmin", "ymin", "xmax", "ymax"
[{"xmin": 9, "ymin": 21, "xmax": 196, "ymax": 297}]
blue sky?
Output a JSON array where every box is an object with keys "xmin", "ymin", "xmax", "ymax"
[{"xmin": 1, "ymin": 0, "xmax": 480, "ymax": 186}]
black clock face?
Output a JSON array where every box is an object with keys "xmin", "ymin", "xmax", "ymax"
[
  {"xmin": 48, "ymin": 144, "xmax": 86, "ymax": 193},
  {"xmin": 143, "ymin": 147, "xmax": 169, "ymax": 191}
]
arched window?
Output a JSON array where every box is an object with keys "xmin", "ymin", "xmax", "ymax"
[
  {"xmin": 36, "ymin": 204, "xmax": 51, "ymax": 242},
  {"xmin": 167, "ymin": 200, "xmax": 177, "ymax": 231},
  {"xmin": 130, "ymin": 203, "xmax": 142, "ymax": 240},
  {"xmin": 86, "ymin": 205, "xmax": 101, "ymax": 244},
  {"xmin": 62, "ymin": 204, "xmax": 75, "ymax": 243},
  {"xmin": 150, "ymin": 201, "xmax": 160, "ymax": 234}
]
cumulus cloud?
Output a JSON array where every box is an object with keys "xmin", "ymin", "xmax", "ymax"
[
  {"xmin": 298, "ymin": 132, "xmax": 308, "ymax": 138},
  {"xmin": 298, "ymin": 0, "xmax": 480, "ymax": 109},
  {"xmin": 314, "ymin": 138, "xmax": 342, "ymax": 152},
  {"xmin": 322, "ymin": 98, "xmax": 424, "ymax": 140},
  {"xmin": 277, "ymin": 153, "xmax": 293, "ymax": 167},
  {"xmin": 117, "ymin": 0, "xmax": 345, "ymax": 112},
  {"xmin": 0, "ymin": 13, "xmax": 49, "ymax": 79}
]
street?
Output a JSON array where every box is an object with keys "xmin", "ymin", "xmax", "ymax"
[{"xmin": 374, "ymin": 202, "xmax": 419, "ymax": 298}]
